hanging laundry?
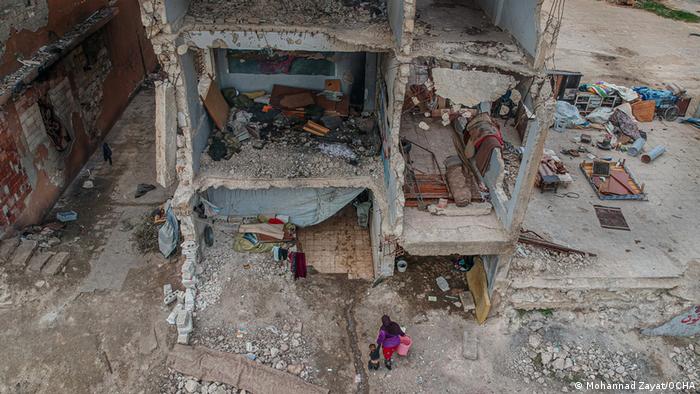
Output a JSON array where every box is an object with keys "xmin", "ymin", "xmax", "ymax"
[{"xmin": 289, "ymin": 252, "xmax": 307, "ymax": 280}]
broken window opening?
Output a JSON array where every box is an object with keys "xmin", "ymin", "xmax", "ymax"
[{"xmin": 38, "ymin": 97, "xmax": 73, "ymax": 153}]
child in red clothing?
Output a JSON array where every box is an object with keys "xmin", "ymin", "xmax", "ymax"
[{"xmin": 376, "ymin": 315, "xmax": 404, "ymax": 370}]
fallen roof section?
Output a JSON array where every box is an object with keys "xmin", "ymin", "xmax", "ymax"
[
  {"xmin": 168, "ymin": 344, "xmax": 329, "ymax": 394},
  {"xmin": 431, "ymin": 68, "xmax": 516, "ymax": 107}
]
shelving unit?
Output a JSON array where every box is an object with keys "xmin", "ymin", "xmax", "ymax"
[{"xmin": 574, "ymin": 92, "xmax": 621, "ymax": 115}]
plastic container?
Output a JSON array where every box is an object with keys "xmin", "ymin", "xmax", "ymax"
[
  {"xmin": 553, "ymin": 118, "xmax": 568, "ymax": 132},
  {"xmin": 641, "ymin": 145, "xmax": 666, "ymax": 163},
  {"xmin": 398, "ymin": 335, "xmax": 412, "ymax": 356},
  {"xmin": 56, "ymin": 211, "xmax": 78, "ymax": 222},
  {"xmin": 627, "ymin": 138, "xmax": 646, "ymax": 157},
  {"xmin": 396, "ymin": 259, "xmax": 408, "ymax": 273}
]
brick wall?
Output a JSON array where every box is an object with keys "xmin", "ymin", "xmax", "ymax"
[
  {"xmin": 0, "ymin": 110, "xmax": 32, "ymax": 228},
  {"xmin": 0, "ymin": 0, "xmax": 156, "ymax": 237}
]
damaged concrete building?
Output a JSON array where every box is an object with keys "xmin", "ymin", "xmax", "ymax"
[
  {"xmin": 0, "ymin": 1, "xmax": 157, "ymax": 237},
  {"xmin": 141, "ymin": 0, "xmax": 557, "ymax": 316}
]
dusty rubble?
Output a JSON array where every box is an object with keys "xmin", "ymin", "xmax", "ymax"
[
  {"xmin": 201, "ymin": 113, "xmax": 382, "ymax": 179},
  {"xmin": 187, "ymin": 0, "xmax": 387, "ymax": 26},
  {"xmin": 670, "ymin": 344, "xmax": 700, "ymax": 384},
  {"xmin": 512, "ymin": 325, "xmax": 647, "ymax": 389},
  {"xmin": 194, "ymin": 241, "xmax": 288, "ymax": 311},
  {"xmin": 161, "ymin": 370, "xmax": 239, "ymax": 394},
  {"xmin": 512, "ymin": 243, "xmax": 593, "ymax": 275},
  {"xmin": 190, "ymin": 238, "xmax": 317, "ymax": 382},
  {"xmin": 505, "ymin": 311, "xmax": 700, "ymax": 393},
  {"xmin": 502, "ymin": 141, "xmax": 521, "ymax": 198}
]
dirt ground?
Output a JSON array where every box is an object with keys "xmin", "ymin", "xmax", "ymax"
[{"xmin": 0, "ymin": 88, "xmax": 177, "ymax": 393}]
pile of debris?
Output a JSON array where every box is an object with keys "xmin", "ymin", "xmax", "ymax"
[
  {"xmin": 512, "ymin": 244, "xmax": 592, "ymax": 276},
  {"xmin": 670, "ymin": 345, "xmax": 699, "ymax": 384},
  {"xmin": 194, "ymin": 241, "xmax": 289, "ymax": 312},
  {"xmin": 187, "ymin": 0, "xmax": 387, "ymax": 26},
  {"xmin": 553, "ymin": 79, "xmax": 693, "ymax": 167},
  {"xmin": 201, "ymin": 80, "xmax": 381, "ymax": 179},
  {"xmin": 161, "ymin": 370, "xmax": 238, "ymax": 394},
  {"xmin": 501, "ymin": 141, "xmax": 522, "ymax": 197},
  {"xmin": 190, "ymin": 320, "xmax": 315, "ymax": 381},
  {"xmin": 510, "ymin": 323, "xmax": 650, "ymax": 390}
]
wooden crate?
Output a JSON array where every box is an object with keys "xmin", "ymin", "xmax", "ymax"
[{"xmin": 631, "ymin": 100, "xmax": 656, "ymax": 122}]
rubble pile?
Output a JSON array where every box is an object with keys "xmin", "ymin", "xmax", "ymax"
[
  {"xmin": 201, "ymin": 114, "xmax": 382, "ymax": 179},
  {"xmin": 670, "ymin": 345, "xmax": 699, "ymax": 384},
  {"xmin": 188, "ymin": 0, "xmax": 387, "ymax": 26},
  {"xmin": 195, "ymin": 242, "xmax": 288, "ymax": 311},
  {"xmin": 511, "ymin": 323, "xmax": 649, "ymax": 390},
  {"xmin": 191, "ymin": 320, "xmax": 315, "ymax": 381},
  {"xmin": 512, "ymin": 244, "xmax": 592, "ymax": 275},
  {"xmin": 22, "ymin": 223, "xmax": 64, "ymax": 249},
  {"xmin": 161, "ymin": 370, "xmax": 239, "ymax": 394},
  {"xmin": 201, "ymin": 140, "xmax": 382, "ymax": 179},
  {"xmin": 502, "ymin": 141, "xmax": 521, "ymax": 198}
]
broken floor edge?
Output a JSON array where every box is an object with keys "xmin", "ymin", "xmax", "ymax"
[
  {"xmin": 400, "ymin": 238, "xmax": 516, "ymax": 257},
  {"xmin": 181, "ymin": 22, "xmax": 396, "ymax": 53}
]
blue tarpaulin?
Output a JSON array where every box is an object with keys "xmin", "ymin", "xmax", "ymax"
[
  {"xmin": 205, "ymin": 187, "xmax": 364, "ymax": 227},
  {"xmin": 633, "ymin": 86, "xmax": 676, "ymax": 106}
]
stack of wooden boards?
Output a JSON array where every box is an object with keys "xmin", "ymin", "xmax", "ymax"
[
  {"xmin": 303, "ymin": 121, "xmax": 330, "ymax": 136},
  {"xmin": 271, "ymin": 83, "xmax": 349, "ymax": 118}
]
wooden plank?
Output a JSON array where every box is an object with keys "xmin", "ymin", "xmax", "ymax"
[
  {"xmin": 466, "ymin": 257, "xmax": 491, "ymax": 325},
  {"xmin": 238, "ymin": 223, "xmax": 285, "ymax": 240},
  {"xmin": 200, "ymin": 79, "xmax": 229, "ymax": 131},
  {"xmin": 280, "ymin": 92, "xmax": 315, "ymax": 109}
]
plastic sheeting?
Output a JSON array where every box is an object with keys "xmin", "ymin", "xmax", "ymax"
[
  {"xmin": 555, "ymin": 101, "xmax": 589, "ymax": 129},
  {"xmin": 205, "ymin": 187, "xmax": 364, "ymax": 227},
  {"xmin": 159, "ymin": 200, "xmax": 179, "ymax": 257}
]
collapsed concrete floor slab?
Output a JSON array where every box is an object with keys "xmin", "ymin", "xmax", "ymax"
[{"xmin": 168, "ymin": 345, "xmax": 328, "ymax": 394}]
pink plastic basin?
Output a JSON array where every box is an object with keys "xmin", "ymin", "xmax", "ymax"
[{"xmin": 397, "ymin": 335, "xmax": 412, "ymax": 356}]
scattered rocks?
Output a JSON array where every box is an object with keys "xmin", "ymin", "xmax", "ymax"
[
  {"xmin": 188, "ymin": 0, "xmax": 387, "ymax": 27},
  {"xmin": 161, "ymin": 371, "xmax": 238, "ymax": 394},
  {"xmin": 509, "ymin": 319, "xmax": 651, "ymax": 389},
  {"xmin": 513, "ymin": 244, "xmax": 594, "ymax": 275},
  {"xmin": 200, "ymin": 115, "xmax": 382, "ymax": 180},
  {"xmin": 669, "ymin": 344, "xmax": 699, "ymax": 383},
  {"xmin": 190, "ymin": 242, "xmax": 316, "ymax": 383}
]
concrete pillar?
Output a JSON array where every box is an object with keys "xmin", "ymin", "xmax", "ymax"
[
  {"xmin": 155, "ymin": 81, "xmax": 178, "ymax": 187},
  {"xmin": 506, "ymin": 81, "xmax": 554, "ymax": 233}
]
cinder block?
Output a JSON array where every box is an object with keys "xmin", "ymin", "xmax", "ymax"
[
  {"xmin": 184, "ymin": 288, "xmax": 195, "ymax": 311},
  {"xmin": 163, "ymin": 283, "xmax": 173, "ymax": 296},
  {"xmin": 164, "ymin": 292, "xmax": 177, "ymax": 305},
  {"xmin": 462, "ymin": 330, "xmax": 478, "ymax": 360},
  {"xmin": 177, "ymin": 333, "xmax": 189, "ymax": 344},
  {"xmin": 182, "ymin": 276, "xmax": 197, "ymax": 289},
  {"xmin": 166, "ymin": 304, "xmax": 182, "ymax": 325},
  {"xmin": 181, "ymin": 260, "xmax": 195, "ymax": 275},
  {"xmin": 176, "ymin": 309, "xmax": 192, "ymax": 335}
]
